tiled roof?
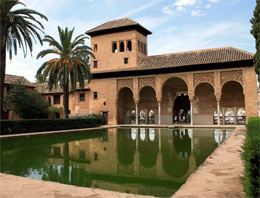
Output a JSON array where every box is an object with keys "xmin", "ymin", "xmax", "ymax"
[
  {"xmin": 137, "ymin": 47, "xmax": 254, "ymax": 69},
  {"xmin": 86, "ymin": 18, "xmax": 152, "ymax": 35},
  {"xmin": 91, "ymin": 47, "xmax": 254, "ymax": 74},
  {"xmin": 5, "ymin": 74, "xmax": 35, "ymax": 87}
]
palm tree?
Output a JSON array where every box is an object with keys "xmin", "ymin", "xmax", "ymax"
[
  {"xmin": 36, "ymin": 26, "xmax": 94, "ymax": 118},
  {"xmin": 0, "ymin": 0, "xmax": 48, "ymax": 119}
]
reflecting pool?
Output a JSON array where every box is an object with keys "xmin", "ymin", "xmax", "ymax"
[{"xmin": 0, "ymin": 128, "xmax": 232, "ymax": 197}]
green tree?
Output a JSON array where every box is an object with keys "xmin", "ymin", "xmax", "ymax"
[
  {"xmin": 4, "ymin": 84, "xmax": 49, "ymax": 119},
  {"xmin": 36, "ymin": 27, "xmax": 94, "ymax": 118},
  {"xmin": 0, "ymin": 0, "xmax": 48, "ymax": 119},
  {"xmin": 250, "ymin": 0, "xmax": 260, "ymax": 83}
]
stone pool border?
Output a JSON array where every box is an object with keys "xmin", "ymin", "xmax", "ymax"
[
  {"xmin": 0, "ymin": 124, "xmax": 239, "ymax": 139},
  {"xmin": 0, "ymin": 126, "xmax": 246, "ymax": 198}
]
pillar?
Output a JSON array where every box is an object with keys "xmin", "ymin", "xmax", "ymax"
[
  {"xmin": 135, "ymin": 101, "xmax": 138, "ymax": 125},
  {"xmin": 158, "ymin": 100, "xmax": 161, "ymax": 125},
  {"xmin": 233, "ymin": 107, "xmax": 238, "ymax": 125},
  {"xmin": 216, "ymin": 98, "xmax": 221, "ymax": 125},
  {"xmin": 222, "ymin": 107, "xmax": 226, "ymax": 125},
  {"xmin": 190, "ymin": 99, "xmax": 193, "ymax": 125}
]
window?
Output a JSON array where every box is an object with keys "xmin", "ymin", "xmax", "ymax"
[
  {"xmin": 79, "ymin": 150, "xmax": 86, "ymax": 159},
  {"xmin": 93, "ymin": 92, "xmax": 98, "ymax": 100},
  {"xmin": 94, "ymin": 44, "xmax": 97, "ymax": 52},
  {"xmin": 120, "ymin": 41, "xmax": 125, "ymax": 52},
  {"xmin": 79, "ymin": 93, "xmax": 85, "ymax": 102},
  {"xmin": 138, "ymin": 41, "xmax": 141, "ymax": 52},
  {"xmin": 112, "ymin": 42, "xmax": 117, "ymax": 53},
  {"xmin": 54, "ymin": 95, "xmax": 60, "ymax": 104},
  {"xmin": 94, "ymin": 152, "xmax": 98, "ymax": 161},
  {"xmin": 93, "ymin": 60, "xmax": 98, "ymax": 68},
  {"xmin": 127, "ymin": 40, "xmax": 132, "ymax": 51},
  {"xmin": 141, "ymin": 42, "xmax": 144, "ymax": 54},
  {"xmin": 124, "ymin": 58, "xmax": 128, "ymax": 64},
  {"xmin": 144, "ymin": 44, "xmax": 147, "ymax": 55}
]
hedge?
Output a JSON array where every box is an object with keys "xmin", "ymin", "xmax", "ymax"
[
  {"xmin": 241, "ymin": 117, "xmax": 260, "ymax": 198},
  {"xmin": 0, "ymin": 117, "xmax": 104, "ymax": 135}
]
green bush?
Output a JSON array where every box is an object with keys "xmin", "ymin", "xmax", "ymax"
[
  {"xmin": 241, "ymin": 117, "xmax": 260, "ymax": 198},
  {"xmin": 0, "ymin": 117, "xmax": 104, "ymax": 135}
]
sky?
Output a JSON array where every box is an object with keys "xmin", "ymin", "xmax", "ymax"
[{"xmin": 6, "ymin": 0, "xmax": 257, "ymax": 82}]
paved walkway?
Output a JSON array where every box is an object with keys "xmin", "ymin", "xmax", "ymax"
[{"xmin": 0, "ymin": 126, "xmax": 246, "ymax": 198}]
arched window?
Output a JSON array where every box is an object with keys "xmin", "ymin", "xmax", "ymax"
[
  {"xmin": 127, "ymin": 40, "xmax": 132, "ymax": 51},
  {"xmin": 112, "ymin": 42, "xmax": 117, "ymax": 53},
  {"xmin": 120, "ymin": 41, "xmax": 125, "ymax": 52},
  {"xmin": 148, "ymin": 110, "xmax": 155, "ymax": 124}
]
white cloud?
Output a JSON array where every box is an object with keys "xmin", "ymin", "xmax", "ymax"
[
  {"xmin": 191, "ymin": 9, "xmax": 205, "ymax": 16},
  {"xmin": 176, "ymin": 6, "xmax": 187, "ymax": 13},
  {"xmin": 174, "ymin": 0, "xmax": 198, "ymax": 7},
  {"xmin": 136, "ymin": 16, "xmax": 168, "ymax": 30},
  {"xmin": 205, "ymin": 4, "xmax": 212, "ymax": 9},
  {"xmin": 208, "ymin": 0, "xmax": 221, "ymax": 3},
  {"xmin": 119, "ymin": 0, "xmax": 160, "ymax": 18},
  {"xmin": 162, "ymin": 6, "xmax": 175, "ymax": 15}
]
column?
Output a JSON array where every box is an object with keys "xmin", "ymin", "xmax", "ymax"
[
  {"xmin": 217, "ymin": 98, "xmax": 221, "ymax": 125},
  {"xmin": 233, "ymin": 107, "xmax": 238, "ymax": 125},
  {"xmin": 135, "ymin": 101, "xmax": 138, "ymax": 125},
  {"xmin": 158, "ymin": 100, "xmax": 161, "ymax": 125},
  {"xmin": 190, "ymin": 99, "xmax": 193, "ymax": 125},
  {"xmin": 222, "ymin": 108, "xmax": 226, "ymax": 125}
]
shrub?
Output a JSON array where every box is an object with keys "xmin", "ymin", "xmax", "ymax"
[
  {"xmin": 4, "ymin": 84, "xmax": 49, "ymax": 119},
  {"xmin": 241, "ymin": 117, "xmax": 260, "ymax": 198},
  {"xmin": 0, "ymin": 117, "xmax": 104, "ymax": 135},
  {"xmin": 48, "ymin": 106, "xmax": 63, "ymax": 118}
]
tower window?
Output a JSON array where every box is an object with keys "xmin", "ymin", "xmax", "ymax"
[
  {"xmin": 138, "ymin": 41, "xmax": 141, "ymax": 52},
  {"xmin": 94, "ymin": 92, "xmax": 98, "ymax": 100},
  {"xmin": 93, "ymin": 44, "xmax": 98, "ymax": 52},
  {"xmin": 124, "ymin": 58, "xmax": 128, "ymax": 64},
  {"xmin": 120, "ymin": 41, "xmax": 125, "ymax": 52},
  {"xmin": 141, "ymin": 42, "xmax": 144, "ymax": 54},
  {"xmin": 79, "ymin": 93, "xmax": 85, "ymax": 102},
  {"xmin": 93, "ymin": 60, "xmax": 98, "ymax": 68},
  {"xmin": 144, "ymin": 44, "xmax": 147, "ymax": 55},
  {"xmin": 112, "ymin": 42, "xmax": 117, "ymax": 53},
  {"xmin": 127, "ymin": 40, "xmax": 132, "ymax": 51}
]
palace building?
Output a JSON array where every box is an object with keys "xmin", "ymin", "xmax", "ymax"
[{"xmin": 37, "ymin": 18, "xmax": 258, "ymax": 125}]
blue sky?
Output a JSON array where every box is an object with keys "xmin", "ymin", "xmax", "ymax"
[{"xmin": 6, "ymin": 0, "xmax": 256, "ymax": 82}]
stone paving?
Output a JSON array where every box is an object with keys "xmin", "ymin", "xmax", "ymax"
[{"xmin": 0, "ymin": 126, "xmax": 246, "ymax": 198}]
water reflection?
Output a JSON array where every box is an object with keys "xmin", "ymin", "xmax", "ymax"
[{"xmin": 0, "ymin": 128, "xmax": 232, "ymax": 197}]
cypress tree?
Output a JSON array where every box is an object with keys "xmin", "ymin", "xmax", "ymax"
[{"xmin": 250, "ymin": 0, "xmax": 260, "ymax": 83}]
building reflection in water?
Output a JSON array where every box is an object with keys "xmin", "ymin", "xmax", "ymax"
[{"xmin": 0, "ymin": 128, "xmax": 232, "ymax": 197}]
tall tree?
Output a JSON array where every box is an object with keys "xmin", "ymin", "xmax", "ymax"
[
  {"xmin": 0, "ymin": 0, "xmax": 48, "ymax": 119},
  {"xmin": 36, "ymin": 27, "xmax": 94, "ymax": 118},
  {"xmin": 250, "ymin": 0, "xmax": 260, "ymax": 83}
]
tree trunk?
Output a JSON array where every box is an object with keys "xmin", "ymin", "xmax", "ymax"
[
  {"xmin": 63, "ymin": 81, "xmax": 69, "ymax": 118},
  {"xmin": 0, "ymin": 18, "xmax": 7, "ymax": 120}
]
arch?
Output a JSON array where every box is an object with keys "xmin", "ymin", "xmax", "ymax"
[
  {"xmin": 161, "ymin": 76, "xmax": 188, "ymax": 92},
  {"xmin": 220, "ymin": 81, "xmax": 245, "ymax": 125},
  {"xmin": 138, "ymin": 86, "xmax": 158, "ymax": 124},
  {"xmin": 120, "ymin": 41, "xmax": 125, "ymax": 52},
  {"xmin": 194, "ymin": 82, "xmax": 216, "ymax": 125},
  {"xmin": 112, "ymin": 42, "xmax": 117, "ymax": 53},
  {"xmin": 117, "ymin": 87, "xmax": 135, "ymax": 124},
  {"xmin": 127, "ymin": 40, "xmax": 132, "ymax": 51},
  {"xmin": 194, "ymin": 82, "xmax": 215, "ymax": 97},
  {"xmin": 221, "ymin": 80, "xmax": 244, "ymax": 94},
  {"xmin": 161, "ymin": 77, "xmax": 189, "ymax": 124}
]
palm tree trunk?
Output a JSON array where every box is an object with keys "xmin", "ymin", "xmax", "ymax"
[
  {"xmin": 0, "ymin": 19, "xmax": 7, "ymax": 120},
  {"xmin": 63, "ymin": 81, "xmax": 69, "ymax": 118}
]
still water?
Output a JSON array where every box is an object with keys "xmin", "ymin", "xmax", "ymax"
[{"xmin": 0, "ymin": 128, "xmax": 232, "ymax": 197}]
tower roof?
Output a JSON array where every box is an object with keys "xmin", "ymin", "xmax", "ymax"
[{"xmin": 86, "ymin": 18, "xmax": 152, "ymax": 36}]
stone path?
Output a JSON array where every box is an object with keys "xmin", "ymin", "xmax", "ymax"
[
  {"xmin": 173, "ymin": 126, "xmax": 246, "ymax": 198},
  {"xmin": 0, "ymin": 126, "xmax": 246, "ymax": 198}
]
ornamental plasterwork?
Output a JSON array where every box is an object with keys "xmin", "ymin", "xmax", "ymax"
[
  {"xmin": 220, "ymin": 70, "xmax": 243, "ymax": 85},
  {"xmin": 193, "ymin": 72, "xmax": 215, "ymax": 88},
  {"xmin": 117, "ymin": 79, "xmax": 133, "ymax": 91},
  {"xmin": 138, "ymin": 77, "xmax": 156, "ymax": 90}
]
